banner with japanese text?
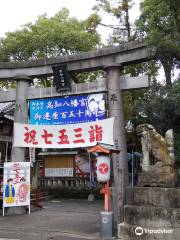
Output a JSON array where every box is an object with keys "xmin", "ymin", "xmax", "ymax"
[
  {"xmin": 3, "ymin": 162, "xmax": 30, "ymax": 208},
  {"xmin": 29, "ymin": 93, "xmax": 106, "ymax": 125},
  {"xmin": 13, "ymin": 118, "xmax": 114, "ymax": 148}
]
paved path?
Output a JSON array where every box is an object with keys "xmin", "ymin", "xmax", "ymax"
[{"xmin": 0, "ymin": 199, "xmax": 104, "ymax": 240}]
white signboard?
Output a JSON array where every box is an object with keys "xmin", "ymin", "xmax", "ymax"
[
  {"xmin": 13, "ymin": 118, "xmax": 114, "ymax": 148},
  {"xmin": 45, "ymin": 168, "xmax": 73, "ymax": 177},
  {"xmin": 3, "ymin": 162, "xmax": 30, "ymax": 216}
]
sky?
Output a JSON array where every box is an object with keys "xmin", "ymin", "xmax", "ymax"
[
  {"xmin": 0, "ymin": 0, "xmax": 141, "ymax": 41},
  {"xmin": 0, "ymin": 0, "xmax": 95, "ymax": 37},
  {"xmin": 0, "ymin": 0, "xmax": 169, "ymax": 80}
]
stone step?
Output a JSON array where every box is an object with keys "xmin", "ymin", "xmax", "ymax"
[
  {"xmin": 118, "ymin": 222, "xmax": 179, "ymax": 240},
  {"xmin": 124, "ymin": 205, "xmax": 180, "ymax": 227},
  {"xmin": 126, "ymin": 187, "xmax": 180, "ymax": 208},
  {"xmin": 137, "ymin": 171, "xmax": 175, "ymax": 188}
]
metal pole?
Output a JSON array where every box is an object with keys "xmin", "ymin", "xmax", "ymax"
[{"xmin": 105, "ymin": 64, "xmax": 129, "ymax": 224}]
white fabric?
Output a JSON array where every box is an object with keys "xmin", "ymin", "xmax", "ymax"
[{"xmin": 13, "ymin": 118, "xmax": 114, "ymax": 148}]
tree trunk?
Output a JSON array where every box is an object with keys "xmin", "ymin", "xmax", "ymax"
[
  {"xmin": 160, "ymin": 57, "xmax": 173, "ymax": 87},
  {"xmin": 123, "ymin": 0, "xmax": 131, "ymax": 41}
]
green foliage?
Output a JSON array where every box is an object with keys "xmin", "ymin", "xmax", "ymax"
[
  {"xmin": 136, "ymin": 0, "xmax": 180, "ymax": 86},
  {"xmin": 132, "ymin": 78, "xmax": 180, "ymax": 162},
  {"xmin": 122, "ymin": 60, "xmax": 160, "ymax": 124},
  {"xmin": 136, "ymin": 0, "xmax": 180, "ymax": 52},
  {"xmin": 133, "ymin": 79, "xmax": 180, "ymax": 134},
  {"xmin": 94, "ymin": 0, "xmax": 134, "ymax": 42},
  {"xmin": 0, "ymin": 8, "xmax": 101, "ymax": 87},
  {"xmin": 94, "ymin": 0, "xmax": 133, "ymax": 18},
  {"xmin": 0, "ymin": 8, "xmax": 101, "ymax": 61},
  {"xmin": 0, "ymin": 80, "xmax": 16, "ymax": 89}
]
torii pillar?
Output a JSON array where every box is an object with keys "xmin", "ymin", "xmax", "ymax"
[
  {"xmin": 8, "ymin": 76, "xmax": 31, "ymax": 215},
  {"xmin": 105, "ymin": 64, "xmax": 129, "ymax": 224},
  {"xmin": 11, "ymin": 75, "xmax": 32, "ymax": 162}
]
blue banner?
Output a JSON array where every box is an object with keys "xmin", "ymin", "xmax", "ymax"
[{"xmin": 29, "ymin": 93, "xmax": 105, "ymax": 125}]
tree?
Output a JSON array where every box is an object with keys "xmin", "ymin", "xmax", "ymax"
[
  {"xmin": 136, "ymin": 0, "xmax": 180, "ymax": 86},
  {"xmin": 169, "ymin": 0, "xmax": 180, "ymax": 34},
  {"xmin": 0, "ymin": 8, "xmax": 101, "ymax": 86},
  {"xmin": 134, "ymin": 79, "xmax": 180, "ymax": 133},
  {"xmin": 93, "ymin": 0, "xmax": 134, "ymax": 43},
  {"xmin": 0, "ymin": 8, "xmax": 100, "ymax": 62}
]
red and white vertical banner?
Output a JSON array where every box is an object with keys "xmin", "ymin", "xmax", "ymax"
[
  {"xmin": 13, "ymin": 118, "xmax": 114, "ymax": 148},
  {"xmin": 3, "ymin": 162, "xmax": 30, "ymax": 216}
]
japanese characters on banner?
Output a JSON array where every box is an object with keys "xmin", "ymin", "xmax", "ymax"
[
  {"xmin": 13, "ymin": 118, "xmax": 114, "ymax": 149},
  {"xmin": 3, "ymin": 162, "xmax": 30, "ymax": 210},
  {"xmin": 29, "ymin": 93, "xmax": 105, "ymax": 125},
  {"xmin": 96, "ymin": 156, "xmax": 110, "ymax": 182}
]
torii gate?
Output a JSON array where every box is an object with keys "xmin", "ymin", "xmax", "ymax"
[{"xmin": 0, "ymin": 41, "xmax": 150, "ymax": 224}]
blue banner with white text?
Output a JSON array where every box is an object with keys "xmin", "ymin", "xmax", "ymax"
[{"xmin": 29, "ymin": 93, "xmax": 105, "ymax": 125}]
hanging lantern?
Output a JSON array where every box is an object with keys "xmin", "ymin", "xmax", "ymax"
[{"xmin": 96, "ymin": 156, "xmax": 110, "ymax": 182}]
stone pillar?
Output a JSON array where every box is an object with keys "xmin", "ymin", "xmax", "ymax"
[
  {"xmin": 105, "ymin": 64, "xmax": 129, "ymax": 224},
  {"xmin": 8, "ymin": 76, "xmax": 32, "ymax": 215},
  {"xmin": 12, "ymin": 75, "xmax": 32, "ymax": 162}
]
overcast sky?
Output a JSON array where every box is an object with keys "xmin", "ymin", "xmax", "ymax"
[
  {"xmin": 0, "ymin": 0, "xmax": 140, "ymax": 40},
  {"xmin": 0, "ymin": 0, "xmax": 171, "ymax": 80}
]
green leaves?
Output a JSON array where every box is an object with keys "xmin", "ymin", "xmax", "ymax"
[
  {"xmin": 134, "ymin": 79, "xmax": 180, "ymax": 133},
  {"xmin": 0, "ymin": 8, "xmax": 101, "ymax": 62},
  {"xmin": 136, "ymin": 0, "xmax": 180, "ymax": 86},
  {"xmin": 94, "ymin": 0, "xmax": 133, "ymax": 42}
]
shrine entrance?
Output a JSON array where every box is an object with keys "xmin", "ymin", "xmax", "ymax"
[{"xmin": 0, "ymin": 41, "xmax": 150, "ymax": 232}]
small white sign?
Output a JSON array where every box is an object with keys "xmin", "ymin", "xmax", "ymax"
[{"xmin": 45, "ymin": 168, "xmax": 73, "ymax": 177}]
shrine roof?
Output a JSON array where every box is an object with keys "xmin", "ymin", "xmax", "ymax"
[
  {"xmin": 86, "ymin": 142, "xmax": 120, "ymax": 154},
  {"xmin": 0, "ymin": 102, "xmax": 14, "ymax": 120}
]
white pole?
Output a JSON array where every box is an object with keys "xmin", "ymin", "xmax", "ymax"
[{"xmin": 3, "ymin": 207, "xmax": 5, "ymax": 216}]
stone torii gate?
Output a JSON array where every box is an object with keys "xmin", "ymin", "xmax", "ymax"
[{"xmin": 0, "ymin": 41, "xmax": 150, "ymax": 224}]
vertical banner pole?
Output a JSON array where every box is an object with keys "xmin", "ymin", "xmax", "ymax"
[
  {"xmin": 89, "ymin": 153, "xmax": 94, "ymax": 193},
  {"xmin": 104, "ymin": 180, "xmax": 110, "ymax": 211},
  {"xmin": 132, "ymin": 150, "xmax": 134, "ymax": 187},
  {"xmin": 29, "ymin": 204, "xmax": 30, "ymax": 215}
]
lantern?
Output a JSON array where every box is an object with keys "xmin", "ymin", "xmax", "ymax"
[{"xmin": 96, "ymin": 156, "xmax": 110, "ymax": 182}]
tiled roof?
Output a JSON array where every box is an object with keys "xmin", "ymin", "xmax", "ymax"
[
  {"xmin": 0, "ymin": 102, "xmax": 15, "ymax": 120},
  {"xmin": 0, "ymin": 102, "xmax": 14, "ymax": 113}
]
